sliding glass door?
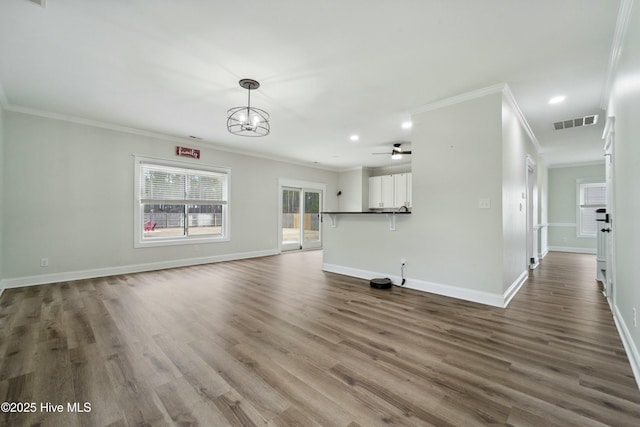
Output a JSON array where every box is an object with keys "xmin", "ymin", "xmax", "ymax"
[
  {"xmin": 281, "ymin": 187, "xmax": 322, "ymax": 251},
  {"xmin": 303, "ymin": 189, "xmax": 321, "ymax": 249}
]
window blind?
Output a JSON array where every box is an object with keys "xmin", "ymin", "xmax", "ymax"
[
  {"xmin": 140, "ymin": 164, "xmax": 227, "ymax": 205},
  {"xmin": 579, "ymin": 182, "xmax": 606, "ymax": 236},
  {"xmin": 581, "ymin": 184, "xmax": 606, "ymax": 207}
]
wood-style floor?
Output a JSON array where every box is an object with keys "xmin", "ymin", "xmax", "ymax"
[{"xmin": 0, "ymin": 251, "xmax": 639, "ymax": 426}]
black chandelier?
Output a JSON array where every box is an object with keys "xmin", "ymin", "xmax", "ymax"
[{"xmin": 227, "ymin": 79, "xmax": 270, "ymax": 137}]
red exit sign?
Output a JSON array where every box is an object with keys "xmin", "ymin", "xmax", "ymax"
[{"xmin": 176, "ymin": 146, "xmax": 200, "ymax": 159}]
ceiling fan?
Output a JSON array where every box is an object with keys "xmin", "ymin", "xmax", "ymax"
[{"xmin": 372, "ymin": 143, "xmax": 412, "ymax": 160}]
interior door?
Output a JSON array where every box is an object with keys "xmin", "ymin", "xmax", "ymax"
[{"xmin": 281, "ymin": 187, "xmax": 322, "ymax": 251}]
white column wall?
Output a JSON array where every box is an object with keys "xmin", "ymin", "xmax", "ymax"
[
  {"xmin": 0, "ymin": 105, "xmax": 4, "ymax": 286},
  {"xmin": 323, "ymin": 92, "xmax": 507, "ymax": 304},
  {"xmin": 606, "ymin": 1, "xmax": 640, "ymax": 385},
  {"xmin": 501, "ymin": 96, "xmax": 537, "ymax": 293}
]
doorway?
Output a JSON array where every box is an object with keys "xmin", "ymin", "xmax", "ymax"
[
  {"xmin": 526, "ymin": 156, "xmax": 538, "ymax": 269},
  {"xmin": 280, "ymin": 185, "xmax": 323, "ymax": 252}
]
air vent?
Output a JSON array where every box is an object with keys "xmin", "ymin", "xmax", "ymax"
[
  {"xmin": 26, "ymin": 0, "xmax": 47, "ymax": 7},
  {"xmin": 553, "ymin": 115, "xmax": 598, "ymax": 131}
]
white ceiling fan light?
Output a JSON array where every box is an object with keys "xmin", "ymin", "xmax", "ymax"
[{"xmin": 373, "ymin": 143, "xmax": 412, "ymax": 160}]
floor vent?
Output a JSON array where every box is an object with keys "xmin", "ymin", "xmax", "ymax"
[{"xmin": 553, "ymin": 115, "xmax": 598, "ymax": 130}]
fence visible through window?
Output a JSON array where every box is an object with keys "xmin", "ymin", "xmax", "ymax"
[{"xmin": 143, "ymin": 212, "xmax": 224, "ymax": 237}]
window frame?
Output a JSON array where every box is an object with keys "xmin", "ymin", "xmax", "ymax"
[
  {"xmin": 576, "ymin": 178, "xmax": 606, "ymax": 239},
  {"xmin": 134, "ymin": 155, "xmax": 230, "ymax": 248}
]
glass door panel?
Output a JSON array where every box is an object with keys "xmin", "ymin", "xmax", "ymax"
[
  {"xmin": 281, "ymin": 186, "xmax": 322, "ymax": 251},
  {"xmin": 281, "ymin": 187, "xmax": 301, "ymax": 251},
  {"xmin": 303, "ymin": 190, "xmax": 321, "ymax": 249}
]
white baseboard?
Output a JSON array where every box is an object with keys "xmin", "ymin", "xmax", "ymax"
[
  {"xmin": 613, "ymin": 305, "xmax": 640, "ymax": 391},
  {"xmin": 504, "ymin": 270, "xmax": 528, "ymax": 306},
  {"xmin": 539, "ymin": 247, "xmax": 549, "ymax": 259},
  {"xmin": 0, "ymin": 249, "xmax": 279, "ymax": 291},
  {"xmin": 322, "ymin": 263, "xmax": 527, "ymax": 308},
  {"xmin": 547, "ymin": 246, "xmax": 596, "ymax": 255}
]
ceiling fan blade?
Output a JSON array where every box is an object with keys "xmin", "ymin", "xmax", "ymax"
[
  {"xmin": 403, "ymin": 150, "xmax": 412, "ymax": 154},
  {"xmin": 372, "ymin": 152, "xmax": 391, "ymax": 155}
]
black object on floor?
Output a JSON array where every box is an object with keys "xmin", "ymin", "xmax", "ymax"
[{"xmin": 370, "ymin": 277, "xmax": 392, "ymax": 289}]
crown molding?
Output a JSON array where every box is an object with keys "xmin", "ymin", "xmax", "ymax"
[
  {"xmin": 410, "ymin": 82, "xmax": 541, "ymax": 153},
  {"xmin": 546, "ymin": 159, "xmax": 605, "ymax": 169},
  {"xmin": 4, "ymin": 104, "xmax": 341, "ymax": 172},
  {"xmin": 410, "ymin": 83, "xmax": 506, "ymax": 115},
  {"xmin": 601, "ymin": 0, "xmax": 635, "ymax": 109},
  {"xmin": 502, "ymin": 83, "xmax": 541, "ymax": 152}
]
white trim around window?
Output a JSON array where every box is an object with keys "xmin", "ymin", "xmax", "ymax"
[{"xmin": 134, "ymin": 155, "xmax": 231, "ymax": 248}]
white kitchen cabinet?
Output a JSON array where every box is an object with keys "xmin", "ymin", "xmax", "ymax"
[
  {"xmin": 381, "ymin": 175, "xmax": 394, "ymax": 207},
  {"xmin": 368, "ymin": 175, "xmax": 394, "ymax": 208},
  {"xmin": 368, "ymin": 176, "xmax": 381, "ymax": 208},
  {"xmin": 394, "ymin": 172, "xmax": 412, "ymax": 208},
  {"xmin": 369, "ymin": 173, "xmax": 411, "ymax": 209}
]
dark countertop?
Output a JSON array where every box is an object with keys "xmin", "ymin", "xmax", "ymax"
[{"xmin": 321, "ymin": 211, "xmax": 411, "ymax": 214}]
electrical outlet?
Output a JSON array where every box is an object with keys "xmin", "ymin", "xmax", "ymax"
[
  {"xmin": 40, "ymin": 257, "xmax": 49, "ymax": 267},
  {"xmin": 633, "ymin": 307, "xmax": 637, "ymax": 327}
]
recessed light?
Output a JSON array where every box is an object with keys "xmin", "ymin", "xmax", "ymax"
[
  {"xmin": 350, "ymin": 134, "xmax": 359, "ymax": 141},
  {"xmin": 401, "ymin": 121, "xmax": 413, "ymax": 129},
  {"xmin": 548, "ymin": 95, "xmax": 566, "ymax": 104}
]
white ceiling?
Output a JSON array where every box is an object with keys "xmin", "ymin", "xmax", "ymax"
[{"xmin": 0, "ymin": 0, "xmax": 620, "ymax": 170}]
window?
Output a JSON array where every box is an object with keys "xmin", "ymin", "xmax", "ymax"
[
  {"xmin": 577, "ymin": 180, "xmax": 606, "ymax": 238},
  {"xmin": 135, "ymin": 157, "xmax": 229, "ymax": 247}
]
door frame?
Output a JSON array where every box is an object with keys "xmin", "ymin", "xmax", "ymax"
[
  {"xmin": 526, "ymin": 155, "xmax": 539, "ymax": 269},
  {"xmin": 278, "ymin": 179, "xmax": 326, "ymax": 252},
  {"xmin": 603, "ymin": 116, "xmax": 616, "ymax": 304}
]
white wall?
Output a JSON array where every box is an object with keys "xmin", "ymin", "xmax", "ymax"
[
  {"xmin": 607, "ymin": 1, "xmax": 640, "ymax": 386},
  {"xmin": 412, "ymin": 92, "xmax": 504, "ymax": 294},
  {"xmin": 547, "ymin": 164, "xmax": 605, "ymax": 253},
  {"xmin": 1, "ymin": 111, "xmax": 338, "ymax": 285},
  {"xmin": 538, "ymin": 163, "xmax": 549, "ymax": 258},
  {"xmin": 324, "ymin": 90, "xmax": 534, "ymax": 306},
  {"xmin": 0, "ymin": 105, "xmax": 4, "ymax": 286},
  {"xmin": 501, "ymin": 95, "xmax": 537, "ymax": 293}
]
